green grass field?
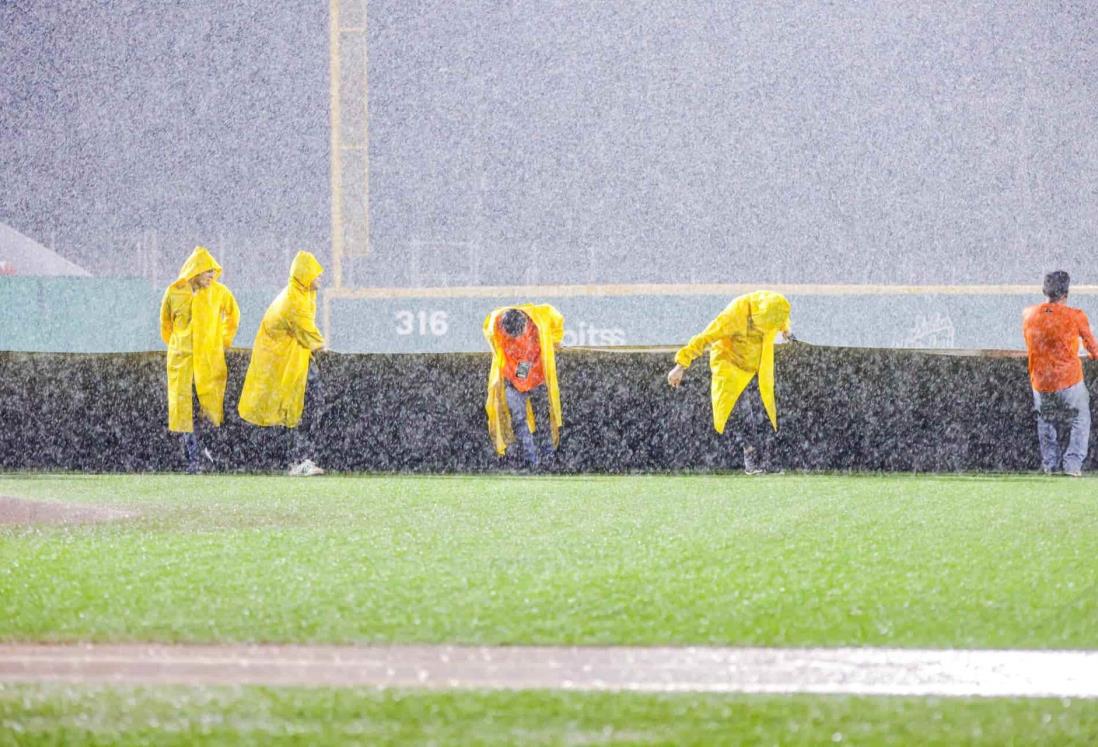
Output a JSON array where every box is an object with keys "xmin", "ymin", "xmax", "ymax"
[
  {"xmin": 3, "ymin": 686, "xmax": 1096, "ymax": 746},
  {"xmin": 2, "ymin": 473, "xmax": 1096, "ymax": 744}
]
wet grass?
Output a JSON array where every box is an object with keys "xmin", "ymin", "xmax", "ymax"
[
  {"xmin": 0, "ymin": 473, "xmax": 1095, "ymax": 648},
  {"xmin": 2, "ymin": 684, "xmax": 1097, "ymax": 746}
]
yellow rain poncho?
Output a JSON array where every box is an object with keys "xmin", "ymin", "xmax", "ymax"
[
  {"xmin": 484, "ymin": 304, "xmax": 565, "ymax": 456},
  {"xmin": 674, "ymin": 291, "xmax": 791, "ymax": 433},
  {"xmin": 238, "ymin": 251, "xmax": 326, "ymax": 428},
  {"xmin": 159, "ymin": 246, "xmax": 240, "ymax": 433}
]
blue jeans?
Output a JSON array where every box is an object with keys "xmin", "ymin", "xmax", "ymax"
[
  {"xmin": 504, "ymin": 381, "xmax": 553, "ymax": 467},
  {"xmin": 180, "ymin": 393, "xmax": 211, "ymax": 473},
  {"xmin": 1032, "ymin": 381, "xmax": 1091, "ymax": 473},
  {"xmin": 181, "ymin": 432, "xmax": 202, "ymax": 472}
]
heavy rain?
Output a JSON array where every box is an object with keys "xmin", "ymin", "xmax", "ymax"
[{"xmin": 1, "ymin": 1, "xmax": 1097, "ymax": 743}]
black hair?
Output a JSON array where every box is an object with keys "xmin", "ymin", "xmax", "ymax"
[
  {"xmin": 500, "ymin": 308, "xmax": 528, "ymax": 337},
  {"xmin": 1043, "ymin": 271, "xmax": 1070, "ymax": 302}
]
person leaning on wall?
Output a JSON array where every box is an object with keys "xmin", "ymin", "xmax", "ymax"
[
  {"xmin": 1022, "ymin": 271, "xmax": 1098, "ymax": 477},
  {"xmin": 238, "ymin": 250, "xmax": 328, "ymax": 476},
  {"xmin": 159, "ymin": 245, "xmax": 240, "ymax": 474},
  {"xmin": 484, "ymin": 304, "xmax": 565, "ymax": 469},
  {"xmin": 667, "ymin": 290, "xmax": 792, "ymax": 475}
]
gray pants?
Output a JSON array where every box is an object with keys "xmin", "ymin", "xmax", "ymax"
[{"xmin": 1032, "ymin": 381, "xmax": 1091, "ymax": 473}]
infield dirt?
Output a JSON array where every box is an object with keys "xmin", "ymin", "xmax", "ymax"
[{"xmin": 0, "ymin": 496, "xmax": 136, "ymax": 526}]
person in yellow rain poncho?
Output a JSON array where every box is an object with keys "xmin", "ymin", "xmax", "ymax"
[
  {"xmin": 484, "ymin": 304, "xmax": 565, "ymax": 468},
  {"xmin": 160, "ymin": 245, "xmax": 240, "ymax": 474},
  {"xmin": 238, "ymin": 251, "xmax": 327, "ymax": 476},
  {"xmin": 667, "ymin": 290, "xmax": 792, "ymax": 474}
]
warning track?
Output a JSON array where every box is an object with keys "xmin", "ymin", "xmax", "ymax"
[{"xmin": 2, "ymin": 644, "xmax": 1096, "ymax": 698}]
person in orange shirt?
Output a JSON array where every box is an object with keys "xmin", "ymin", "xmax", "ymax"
[
  {"xmin": 483, "ymin": 305, "xmax": 564, "ymax": 468},
  {"xmin": 1022, "ymin": 271, "xmax": 1098, "ymax": 476}
]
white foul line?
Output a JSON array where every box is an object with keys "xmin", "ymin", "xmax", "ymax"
[{"xmin": 1, "ymin": 644, "xmax": 1096, "ymax": 698}]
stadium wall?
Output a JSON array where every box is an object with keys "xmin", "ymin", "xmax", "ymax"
[
  {"xmin": 0, "ymin": 345, "xmax": 1077, "ymax": 474},
  {"xmin": 4, "ymin": 276, "xmax": 1094, "ymax": 354}
]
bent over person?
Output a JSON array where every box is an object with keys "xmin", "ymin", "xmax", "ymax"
[
  {"xmin": 667, "ymin": 290, "xmax": 791, "ymax": 474},
  {"xmin": 160, "ymin": 245, "xmax": 240, "ymax": 474},
  {"xmin": 238, "ymin": 251, "xmax": 327, "ymax": 476},
  {"xmin": 1022, "ymin": 271, "xmax": 1098, "ymax": 476},
  {"xmin": 484, "ymin": 304, "xmax": 564, "ymax": 468}
]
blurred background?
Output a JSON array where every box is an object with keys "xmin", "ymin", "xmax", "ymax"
[{"xmin": 2, "ymin": 0, "xmax": 1095, "ymax": 352}]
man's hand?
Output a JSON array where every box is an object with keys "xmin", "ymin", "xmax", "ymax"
[{"xmin": 667, "ymin": 364, "xmax": 685, "ymax": 389}]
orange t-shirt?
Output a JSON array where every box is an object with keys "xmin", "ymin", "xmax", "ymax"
[
  {"xmin": 1022, "ymin": 302, "xmax": 1098, "ymax": 392},
  {"xmin": 496, "ymin": 317, "xmax": 545, "ymax": 392}
]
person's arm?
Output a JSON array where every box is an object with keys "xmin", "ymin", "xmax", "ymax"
[
  {"xmin": 1078, "ymin": 312, "xmax": 1098, "ymax": 359},
  {"xmin": 288, "ymin": 300, "xmax": 326, "ymax": 352},
  {"xmin": 221, "ymin": 289, "xmax": 241, "ymax": 349},
  {"xmin": 667, "ymin": 298, "xmax": 748, "ymax": 387},
  {"xmin": 159, "ymin": 290, "xmax": 173, "ymax": 345}
]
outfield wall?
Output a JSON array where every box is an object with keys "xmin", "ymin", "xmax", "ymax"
[
  {"xmin": 0, "ymin": 345, "xmax": 1081, "ymax": 474},
  {"xmin": 0, "ymin": 278, "xmax": 276, "ymax": 354},
  {"xmin": 327, "ymin": 288, "xmax": 1070, "ymax": 352},
  {"xmin": 5, "ymin": 276, "xmax": 1096, "ymax": 354}
]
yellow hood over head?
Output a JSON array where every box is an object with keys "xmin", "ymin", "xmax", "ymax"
[
  {"xmin": 483, "ymin": 304, "xmax": 565, "ymax": 456},
  {"xmin": 173, "ymin": 246, "xmax": 222, "ymax": 287},
  {"xmin": 237, "ymin": 251, "xmax": 327, "ymax": 429},
  {"xmin": 290, "ymin": 251, "xmax": 324, "ymax": 291},
  {"xmin": 749, "ymin": 291, "xmax": 791, "ymax": 333},
  {"xmin": 673, "ymin": 290, "xmax": 792, "ymax": 434},
  {"xmin": 160, "ymin": 245, "xmax": 240, "ymax": 433}
]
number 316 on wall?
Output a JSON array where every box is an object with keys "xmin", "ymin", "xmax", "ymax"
[{"xmin": 394, "ymin": 310, "xmax": 449, "ymax": 336}]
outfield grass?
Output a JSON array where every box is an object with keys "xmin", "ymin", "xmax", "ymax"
[
  {"xmin": 2, "ymin": 685, "xmax": 1097, "ymax": 746},
  {"xmin": 0, "ymin": 473, "xmax": 1095, "ymax": 648}
]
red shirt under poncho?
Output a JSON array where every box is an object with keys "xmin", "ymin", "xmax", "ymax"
[{"xmin": 495, "ymin": 317, "xmax": 545, "ymax": 392}]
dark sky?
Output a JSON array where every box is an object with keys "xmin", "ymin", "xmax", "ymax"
[{"xmin": 2, "ymin": 1, "xmax": 1095, "ymax": 287}]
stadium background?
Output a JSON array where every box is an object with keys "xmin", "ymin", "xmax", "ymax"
[{"xmin": 2, "ymin": 0, "xmax": 1095, "ymax": 352}]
